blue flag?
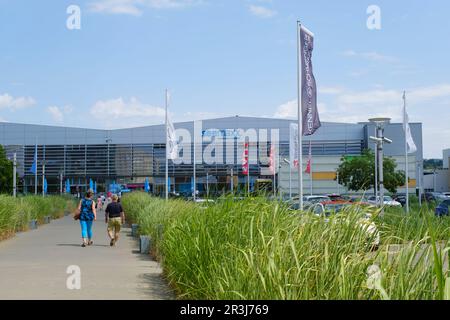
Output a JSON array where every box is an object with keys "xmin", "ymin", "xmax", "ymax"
[
  {"xmin": 44, "ymin": 178, "xmax": 48, "ymax": 194},
  {"xmin": 144, "ymin": 177, "xmax": 150, "ymax": 192},
  {"xmin": 29, "ymin": 144, "xmax": 37, "ymax": 174},
  {"xmin": 65, "ymin": 179, "xmax": 70, "ymax": 193},
  {"xmin": 89, "ymin": 179, "xmax": 94, "ymax": 191}
]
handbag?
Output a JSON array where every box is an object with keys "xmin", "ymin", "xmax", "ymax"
[{"xmin": 74, "ymin": 211, "xmax": 81, "ymax": 220}]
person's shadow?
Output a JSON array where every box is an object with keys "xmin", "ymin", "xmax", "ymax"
[{"xmin": 57, "ymin": 244, "xmax": 110, "ymax": 248}]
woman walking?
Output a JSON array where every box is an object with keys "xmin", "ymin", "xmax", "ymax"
[{"xmin": 77, "ymin": 189, "xmax": 97, "ymax": 247}]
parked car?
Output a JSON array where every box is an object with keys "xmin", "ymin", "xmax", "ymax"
[
  {"xmin": 435, "ymin": 199, "xmax": 450, "ymax": 217},
  {"xmin": 392, "ymin": 193, "xmax": 407, "ymax": 207},
  {"xmin": 310, "ymin": 201, "xmax": 354, "ymax": 217},
  {"xmin": 288, "ymin": 195, "xmax": 331, "ymax": 211},
  {"xmin": 308, "ymin": 201, "xmax": 380, "ymax": 248},
  {"xmin": 327, "ymin": 194, "xmax": 351, "ymax": 202},
  {"xmin": 303, "ymin": 195, "xmax": 331, "ymax": 206},
  {"xmin": 367, "ymin": 196, "xmax": 402, "ymax": 207},
  {"xmin": 423, "ymin": 192, "xmax": 449, "ymax": 202}
]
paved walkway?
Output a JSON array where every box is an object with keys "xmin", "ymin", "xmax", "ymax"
[{"xmin": 0, "ymin": 210, "xmax": 174, "ymax": 300}]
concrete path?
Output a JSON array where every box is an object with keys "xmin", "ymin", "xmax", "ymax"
[{"xmin": 0, "ymin": 210, "xmax": 174, "ymax": 300}]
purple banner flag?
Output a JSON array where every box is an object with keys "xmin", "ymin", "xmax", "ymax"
[{"xmin": 300, "ymin": 25, "xmax": 321, "ymax": 136}]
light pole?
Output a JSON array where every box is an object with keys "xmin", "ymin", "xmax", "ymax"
[
  {"xmin": 59, "ymin": 171, "xmax": 63, "ymax": 195},
  {"xmin": 374, "ymin": 126, "xmax": 378, "ymax": 200},
  {"xmin": 206, "ymin": 170, "xmax": 209, "ymax": 198},
  {"xmin": 283, "ymin": 158, "xmax": 291, "ymax": 199},
  {"xmin": 41, "ymin": 160, "xmax": 47, "ymax": 197},
  {"xmin": 13, "ymin": 153, "xmax": 17, "ymax": 197},
  {"xmin": 417, "ymin": 161, "xmax": 422, "ymax": 207},
  {"xmin": 230, "ymin": 166, "xmax": 234, "ymax": 193},
  {"xmin": 433, "ymin": 169, "xmax": 437, "ymax": 192},
  {"xmin": 336, "ymin": 170, "xmax": 340, "ymax": 195},
  {"xmin": 369, "ymin": 118, "xmax": 392, "ymax": 213}
]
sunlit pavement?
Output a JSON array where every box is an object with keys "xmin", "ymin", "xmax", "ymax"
[{"xmin": 0, "ymin": 210, "xmax": 174, "ymax": 300}]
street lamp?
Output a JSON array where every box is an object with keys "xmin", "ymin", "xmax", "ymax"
[{"xmin": 369, "ymin": 117, "xmax": 392, "ymax": 212}]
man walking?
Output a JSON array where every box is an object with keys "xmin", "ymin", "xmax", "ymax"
[{"xmin": 105, "ymin": 194, "xmax": 125, "ymax": 246}]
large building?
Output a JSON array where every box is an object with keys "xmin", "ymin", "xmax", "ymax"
[
  {"xmin": 423, "ymin": 148, "xmax": 450, "ymax": 193},
  {"xmin": 0, "ymin": 116, "xmax": 423, "ymax": 196}
]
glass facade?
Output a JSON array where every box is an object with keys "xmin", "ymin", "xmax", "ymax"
[{"xmin": 12, "ymin": 139, "xmax": 364, "ymax": 195}]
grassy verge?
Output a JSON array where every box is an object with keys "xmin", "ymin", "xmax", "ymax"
[
  {"xmin": 122, "ymin": 192, "xmax": 450, "ymax": 300},
  {"xmin": 0, "ymin": 195, "xmax": 77, "ymax": 241}
]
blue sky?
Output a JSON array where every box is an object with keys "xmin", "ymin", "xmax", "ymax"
[{"xmin": 0, "ymin": 0, "xmax": 449, "ymax": 158}]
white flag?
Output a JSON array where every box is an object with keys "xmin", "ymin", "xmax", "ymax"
[
  {"xmin": 403, "ymin": 94, "xmax": 417, "ymax": 154},
  {"xmin": 167, "ymin": 114, "xmax": 179, "ymax": 160},
  {"xmin": 289, "ymin": 123, "xmax": 299, "ymax": 169},
  {"xmin": 166, "ymin": 89, "xmax": 178, "ymax": 160}
]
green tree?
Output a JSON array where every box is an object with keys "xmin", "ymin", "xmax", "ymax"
[
  {"xmin": 337, "ymin": 149, "xmax": 405, "ymax": 194},
  {"xmin": 0, "ymin": 145, "xmax": 14, "ymax": 194}
]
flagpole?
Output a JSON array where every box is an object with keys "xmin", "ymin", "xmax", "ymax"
[
  {"xmin": 297, "ymin": 21, "xmax": 304, "ymax": 211},
  {"xmin": 289, "ymin": 162, "xmax": 292, "ymax": 199},
  {"xmin": 35, "ymin": 138, "xmax": 38, "ymax": 195},
  {"xmin": 309, "ymin": 139, "xmax": 313, "ymax": 196},
  {"xmin": 247, "ymin": 148, "xmax": 250, "ymax": 195},
  {"xmin": 193, "ymin": 125, "xmax": 196, "ymax": 202},
  {"xmin": 165, "ymin": 89, "xmax": 169, "ymax": 201},
  {"xmin": 403, "ymin": 91, "xmax": 410, "ymax": 213},
  {"xmin": 374, "ymin": 126, "xmax": 378, "ymax": 203}
]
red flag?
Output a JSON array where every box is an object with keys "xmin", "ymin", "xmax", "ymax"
[
  {"xmin": 305, "ymin": 158, "xmax": 311, "ymax": 174},
  {"xmin": 305, "ymin": 141, "xmax": 312, "ymax": 174},
  {"xmin": 242, "ymin": 142, "xmax": 249, "ymax": 175},
  {"xmin": 269, "ymin": 145, "xmax": 275, "ymax": 175}
]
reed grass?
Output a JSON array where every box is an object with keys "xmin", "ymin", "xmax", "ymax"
[
  {"xmin": 0, "ymin": 195, "xmax": 77, "ymax": 240},
  {"xmin": 122, "ymin": 192, "xmax": 450, "ymax": 300}
]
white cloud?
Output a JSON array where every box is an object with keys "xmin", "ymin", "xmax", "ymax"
[
  {"xmin": 181, "ymin": 111, "xmax": 228, "ymax": 121},
  {"xmin": 47, "ymin": 106, "xmax": 64, "ymax": 123},
  {"xmin": 274, "ymin": 83, "xmax": 450, "ymax": 158},
  {"xmin": 274, "ymin": 100, "xmax": 327, "ymax": 119},
  {"xmin": 319, "ymin": 86, "xmax": 344, "ymax": 95},
  {"xmin": 342, "ymin": 50, "xmax": 397, "ymax": 63},
  {"xmin": 90, "ymin": 97, "xmax": 165, "ymax": 128},
  {"xmin": 273, "ymin": 100, "xmax": 296, "ymax": 118},
  {"xmin": 0, "ymin": 93, "xmax": 35, "ymax": 110},
  {"xmin": 88, "ymin": 0, "xmax": 203, "ymax": 15},
  {"xmin": 248, "ymin": 5, "xmax": 277, "ymax": 18}
]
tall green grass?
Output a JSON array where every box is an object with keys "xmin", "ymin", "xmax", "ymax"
[
  {"xmin": 0, "ymin": 195, "xmax": 77, "ymax": 240},
  {"xmin": 122, "ymin": 192, "xmax": 449, "ymax": 300}
]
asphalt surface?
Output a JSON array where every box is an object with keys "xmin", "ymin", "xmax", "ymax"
[{"xmin": 0, "ymin": 210, "xmax": 174, "ymax": 300}]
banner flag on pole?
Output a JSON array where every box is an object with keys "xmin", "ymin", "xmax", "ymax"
[
  {"xmin": 242, "ymin": 142, "xmax": 249, "ymax": 175},
  {"xmin": 269, "ymin": 145, "xmax": 275, "ymax": 175},
  {"xmin": 289, "ymin": 123, "xmax": 299, "ymax": 169},
  {"xmin": 66, "ymin": 179, "xmax": 70, "ymax": 193},
  {"xmin": 168, "ymin": 177, "xmax": 171, "ymax": 193},
  {"xmin": 167, "ymin": 113, "xmax": 179, "ymax": 160},
  {"xmin": 144, "ymin": 177, "xmax": 150, "ymax": 192},
  {"xmin": 300, "ymin": 25, "xmax": 321, "ymax": 136},
  {"xmin": 403, "ymin": 92, "xmax": 417, "ymax": 154},
  {"xmin": 30, "ymin": 145, "xmax": 37, "ymax": 174},
  {"xmin": 44, "ymin": 178, "xmax": 48, "ymax": 194},
  {"xmin": 305, "ymin": 141, "xmax": 312, "ymax": 174}
]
